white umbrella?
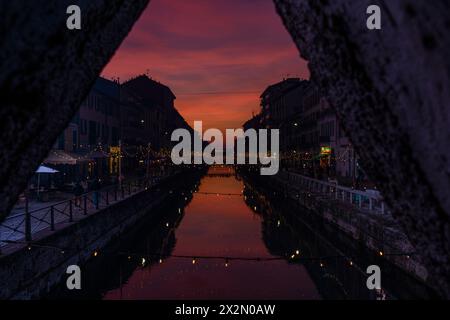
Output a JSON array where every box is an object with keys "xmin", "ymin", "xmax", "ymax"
[
  {"xmin": 35, "ymin": 165, "xmax": 59, "ymax": 198},
  {"xmin": 36, "ymin": 165, "xmax": 59, "ymax": 174}
]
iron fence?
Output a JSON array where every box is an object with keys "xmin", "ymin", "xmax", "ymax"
[
  {"xmin": 0, "ymin": 177, "xmax": 162, "ymax": 251},
  {"xmin": 281, "ymin": 170, "xmax": 388, "ymax": 215}
]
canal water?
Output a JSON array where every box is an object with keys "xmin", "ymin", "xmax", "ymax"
[
  {"xmin": 48, "ymin": 166, "xmax": 437, "ymax": 299},
  {"xmin": 104, "ymin": 166, "xmax": 320, "ymax": 299}
]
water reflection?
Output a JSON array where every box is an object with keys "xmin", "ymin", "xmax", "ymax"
[
  {"xmin": 105, "ymin": 166, "xmax": 320, "ymax": 299},
  {"xmin": 244, "ymin": 183, "xmax": 375, "ymax": 299},
  {"xmin": 47, "ymin": 166, "xmax": 437, "ymax": 299},
  {"xmin": 243, "ymin": 174, "xmax": 438, "ymax": 300}
]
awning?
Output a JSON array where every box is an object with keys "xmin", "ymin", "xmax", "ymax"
[
  {"xmin": 44, "ymin": 150, "xmax": 92, "ymax": 165},
  {"xmin": 85, "ymin": 149, "xmax": 109, "ymax": 159}
]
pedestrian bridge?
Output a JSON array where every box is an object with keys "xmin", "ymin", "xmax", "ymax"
[{"xmin": 205, "ymin": 165, "xmax": 235, "ymax": 177}]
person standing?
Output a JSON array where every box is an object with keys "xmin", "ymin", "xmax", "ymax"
[
  {"xmin": 73, "ymin": 182, "xmax": 83, "ymax": 208},
  {"xmin": 81, "ymin": 180, "xmax": 88, "ymax": 193}
]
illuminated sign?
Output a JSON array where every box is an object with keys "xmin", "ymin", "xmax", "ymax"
[
  {"xmin": 109, "ymin": 146, "xmax": 120, "ymax": 154},
  {"xmin": 320, "ymin": 146, "xmax": 332, "ymax": 155}
]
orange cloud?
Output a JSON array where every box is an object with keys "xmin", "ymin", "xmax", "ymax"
[{"xmin": 102, "ymin": 0, "xmax": 309, "ymax": 132}]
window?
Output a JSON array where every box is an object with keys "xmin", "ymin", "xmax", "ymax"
[
  {"xmin": 72, "ymin": 130, "xmax": 78, "ymax": 150},
  {"xmin": 57, "ymin": 132, "xmax": 65, "ymax": 150},
  {"xmin": 102, "ymin": 124, "xmax": 109, "ymax": 142},
  {"xmin": 88, "ymin": 95, "xmax": 93, "ymax": 109},
  {"xmin": 107, "ymin": 103, "xmax": 113, "ymax": 116},
  {"xmin": 112, "ymin": 127, "xmax": 119, "ymax": 145},
  {"xmin": 79, "ymin": 119, "xmax": 87, "ymax": 134},
  {"xmin": 89, "ymin": 121, "xmax": 96, "ymax": 145}
]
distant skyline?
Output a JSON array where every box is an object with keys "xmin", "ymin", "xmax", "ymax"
[{"xmin": 102, "ymin": 0, "xmax": 309, "ymax": 132}]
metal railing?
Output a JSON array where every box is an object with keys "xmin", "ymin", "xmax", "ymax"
[
  {"xmin": 0, "ymin": 177, "xmax": 163, "ymax": 251},
  {"xmin": 281, "ymin": 170, "xmax": 388, "ymax": 215}
]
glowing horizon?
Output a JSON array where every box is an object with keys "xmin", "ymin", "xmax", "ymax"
[{"xmin": 102, "ymin": 0, "xmax": 309, "ymax": 132}]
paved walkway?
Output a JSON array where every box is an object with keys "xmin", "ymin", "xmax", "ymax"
[{"xmin": 0, "ymin": 177, "xmax": 166, "ymax": 248}]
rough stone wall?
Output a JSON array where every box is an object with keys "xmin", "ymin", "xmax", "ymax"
[
  {"xmin": 1, "ymin": 0, "xmax": 449, "ymax": 298},
  {"xmin": 274, "ymin": 0, "xmax": 450, "ymax": 297},
  {"xmin": 0, "ymin": 0, "xmax": 149, "ymax": 218}
]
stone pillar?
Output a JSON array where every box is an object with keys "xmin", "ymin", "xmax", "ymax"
[{"xmin": 274, "ymin": 0, "xmax": 450, "ymax": 297}]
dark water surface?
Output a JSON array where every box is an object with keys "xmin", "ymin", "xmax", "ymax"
[
  {"xmin": 47, "ymin": 166, "xmax": 437, "ymax": 300},
  {"xmin": 104, "ymin": 167, "xmax": 320, "ymax": 299}
]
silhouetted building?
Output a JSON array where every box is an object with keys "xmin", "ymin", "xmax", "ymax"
[
  {"xmin": 47, "ymin": 75, "xmax": 191, "ymax": 183},
  {"xmin": 243, "ymin": 113, "xmax": 262, "ymax": 131},
  {"xmin": 78, "ymin": 77, "xmax": 121, "ymax": 151},
  {"xmin": 260, "ymin": 78, "xmax": 304, "ymax": 129},
  {"xmin": 121, "ymin": 75, "xmax": 191, "ymax": 151},
  {"xmin": 48, "ymin": 77, "xmax": 122, "ymax": 182},
  {"xmin": 243, "ymin": 79, "xmax": 367, "ymax": 186}
]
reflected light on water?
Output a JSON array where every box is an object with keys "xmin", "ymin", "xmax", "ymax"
[{"xmin": 104, "ymin": 167, "xmax": 320, "ymax": 300}]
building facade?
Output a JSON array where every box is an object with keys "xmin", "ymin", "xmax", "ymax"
[
  {"xmin": 121, "ymin": 75, "xmax": 187, "ymax": 151},
  {"xmin": 243, "ymin": 79, "xmax": 365, "ymax": 186},
  {"xmin": 47, "ymin": 75, "xmax": 191, "ymax": 185},
  {"xmin": 77, "ymin": 77, "xmax": 121, "ymax": 151}
]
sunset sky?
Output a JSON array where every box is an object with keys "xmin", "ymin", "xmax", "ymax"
[{"xmin": 102, "ymin": 0, "xmax": 309, "ymax": 132}]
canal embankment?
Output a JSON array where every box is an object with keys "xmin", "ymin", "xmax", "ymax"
[
  {"xmin": 0, "ymin": 166, "xmax": 206, "ymax": 299},
  {"xmin": 239, "ymin": 167, "xmax": 437, "ymax": 296}
]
